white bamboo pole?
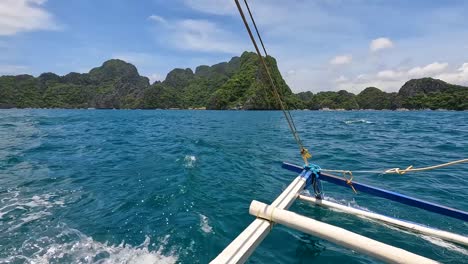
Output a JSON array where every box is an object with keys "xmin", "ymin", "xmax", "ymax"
[
  {"xmin": 210, "ymin": 175, "xmax": 307, "ymax": 264},
  {"xmin": 299, "ymin": 195, "xmax": 468, "ymax": 247},
  {"xmin": 250, "ymin": 200, "xmax": 440, "ymax": 264}
]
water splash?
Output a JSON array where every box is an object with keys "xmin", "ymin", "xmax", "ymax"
[
  {"xmin": 0, "ymin": 227, "xmax": 178, "ymax": 264},
  {"xmin": 199, "ymin": 214, "xmax": 213, "ymax": 234},
  {"xmin": 183, "ymin": 155, "xmax": 197, "ymax": 168},
  {"xmin": 324, "ymin": 196, "xmax": 371, "ymax": 212}
]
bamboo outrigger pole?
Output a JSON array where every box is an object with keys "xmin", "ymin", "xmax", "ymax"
[
  {"xmin": 211, "ymin": 170, "xmax": 440, "ymax": 264},
  {"xmin": 250, "ymin": 201, "xmax": 439, "ymax": 264},
  {"xmin": 211, "ymin": 171, "xmax": 312, "ymax": 263},
  {"xmin": 298, "ymin": 195, "xmax": 468, "ymax": 247}
]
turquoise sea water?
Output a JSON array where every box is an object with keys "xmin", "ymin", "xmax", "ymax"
[{"xmin": 0, "ymin": 109, "xmax": 467, "ymax": 264}]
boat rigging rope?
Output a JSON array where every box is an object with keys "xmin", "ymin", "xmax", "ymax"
[
  {"xmin": 234, "ymin": 0, "xmax": 312, "ymax": 165},
  {"xmin": 322, "ymin": 158, "xmax": 468, "ymax": 176},
  {"xmin": 383, "ymin": 158, "xmax": 468, "ymax": 174}
]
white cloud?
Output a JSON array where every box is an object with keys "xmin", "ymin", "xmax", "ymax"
[
  {"xmin": 436, "ymin": 63, "xmax": 468, "ymax": 85},
  {"xmin": 334, "ymin": 75, "xmax": 348, "ymax": 83},
  {"xmin": 357, "ymin": 74, "xmax": 369, "ymax": 81},
  {"xmin": 184, "ymin": 0, "xmax": 360, "ymax": 39},
  {"xmin": 148, "ymin": 15, "xmax": 167, "ymax": 24},
  {"xmin": 183, "ymin": 0, "xmax": 237, "ymax": 16},
  {"xmin": 335, "ymin": 69, "xmax": 411, "ymax": 93},
  {"xmin": 148, "ymin": 73, "xmax": 163, "ymax": 83},
  {"xmin": 408, "ymin": 62, "xmax": 448, "ymax": 77},
  {"xmin": 370, "ymin": 37, "xmax": 394, "ymax": 52},
  {"xmin": 0, "ymin": 65, "xmax": 29, "ymax": 75},
  {"xmin": 335, "ymin": 62, "xmax": 468, "ymax": 92},
  {"xmin": 149, "ymin": 16, "xmax": 244, "ymax": 54},
  {"xmin": 376, "ymin": 70, "xmax": 405, "ymax": 80},
  {"xmin": 173, "ymin": 19, "xmax": 243, "ymax": 53},
  {"xmin": 339, "ymin": 79, "xmax": 406, "ymax": 93},
  {"xmin": 0, "ymin": 0, "xmax": 59, "ymax": 36},
  {"xmin": 330, "ymin": 55, "xmax": 352, "ymax": 65},
  {"xmin": 374, "ymin": 62, "xmax": 449, "ymax": 82}
]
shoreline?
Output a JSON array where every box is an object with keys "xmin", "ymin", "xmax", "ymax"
[{"xmin": 0, "ymin": 108, "xmax": 464, "ymax": 112}]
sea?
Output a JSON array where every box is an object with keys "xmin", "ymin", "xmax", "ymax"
[{"xmin": 0, "ymin": 109, "xmax": 467, "ymax": 264}]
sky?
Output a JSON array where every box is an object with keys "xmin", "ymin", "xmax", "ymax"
[{"xmin": 0, "ymin": 0, "xmax": 468, "ymax": 93}]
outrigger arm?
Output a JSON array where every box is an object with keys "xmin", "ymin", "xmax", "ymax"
[{"xmin": 211, "ymin": 166, "xmax": 445, "ymax": 264}]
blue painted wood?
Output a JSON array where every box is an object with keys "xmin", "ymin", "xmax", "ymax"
[{"xmin": 282, "ymin": 162, "xmax": 468, "ymax": 222}]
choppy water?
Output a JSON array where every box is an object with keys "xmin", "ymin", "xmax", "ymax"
[{"xmin": 0, "ymin": 109, "xmax": 467, "ymax": 264}]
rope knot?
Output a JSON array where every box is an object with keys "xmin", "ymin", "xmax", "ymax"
[
  {"xmin": 300, "ymin": 147, "xmax": 312, "ymax": 163},
  {"xmin": 342, "ymin": 171, "xmax": 357, "ymax": 194},
  {"xmin": 384, "ymin": 165, "xmax": 413, "ymax": 175}
]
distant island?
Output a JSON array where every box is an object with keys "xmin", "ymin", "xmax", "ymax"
[{"xmin": 1, "ymin": 51, "xmax": 467, "ymax": 110}]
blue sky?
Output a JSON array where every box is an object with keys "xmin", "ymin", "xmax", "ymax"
[{"xmin": 1, "ymin": 0, "xmax": 467, "ymax": 93}]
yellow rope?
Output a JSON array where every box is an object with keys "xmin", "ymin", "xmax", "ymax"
[
  {"xmin": 342, "ymin": 171, "xmax": 357, "ymax": 194},
  {"xmin": 320, "ymin": 169, "xmax": 357, "ymax": 193},
  {"xmin": 384, "ymin": 159, "xmax": 468, "ymax": 175}
]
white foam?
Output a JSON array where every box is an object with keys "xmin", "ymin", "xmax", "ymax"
[
  {"xmin": 344, "ymin": 119, "xmax": 374, "ymax": 124},
  {"xmin": 313, "ymin": 196, "xmax": 468, "ymax": 255},
  {"xmin": 324, "ymin": 196, "xmax": 371, "ymax": 212},
  {"xmin": 1, "ymin": 227, "xmax": 178, "ymax": 264},
  {"xmin": 1, "ymin": 190, "xmax": 20, "ymax": 203},
  {"xmin": 24, "ymin": 194, "xmax": 63, "ymax": 208},
  {"xmin": 420, "ymin": 235, "xmax": 468, "ymax": 255},
  {"xmin": 0, "ymin": 192, "xmax": 65, "ymax": 229},
  {"xmin": 184, "ymin": 155, "xmax": 197, "ymax": 168},
  {"xmin": 2, "ymin": 193, "xmax": 65, "ymax": 210},
  {"xmin": 199, "ymin": 214, "xmax": 213, "ymax": 234},
  {"xmin": 8, "ymin": 211, "xmax": 52, "ymax": 231}
]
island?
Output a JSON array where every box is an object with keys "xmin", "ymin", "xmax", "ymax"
[{"xmin": 1, "ymin": 52, "xmax": 466, "ymax": 110}]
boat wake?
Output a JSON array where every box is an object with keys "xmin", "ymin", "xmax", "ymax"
[
  {"xmin": 321, "ymin": 196, "xmax": 468, "ymax": 255},
  {"xmin": 324, "ymin": 196, "xmax": 371, "ymax": 212},
  {"xmin": 0, "ymin": 189, "xmax": 178, "ymax": 263},
  {"xmin": 0, "ymin": 225, "xmax": 178, "ymax": 264},
  {"xmin": 420, "ymin": 235, "xmax": 468, "ymax": 256},
  {"xmin": 0, "ymin": 191, "xmax": 65, "ymax": 232}
]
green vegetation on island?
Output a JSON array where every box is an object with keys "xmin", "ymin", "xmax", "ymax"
[
  {"xmin": 296, "ymin": 79, "xmax": 467, "ymax": 111},
  {"xmin": 0, "ymin": 52, "xmax": 467, "ymax": 110}
]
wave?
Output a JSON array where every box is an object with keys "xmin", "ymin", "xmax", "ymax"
[
  {"xmin": 0, "ymin": 191, "xmax": 65, "ymax": 231},
  {"xmin": 1, "ymin": 190, "xmax": 178, "ymax": 263},
  {"xmin": 0, "ymin": 226, "xmax": 178, "ymax": 264},
  {"xmin": 344, "ymin": 119, "xmax": 374, "ymax": 124}
]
